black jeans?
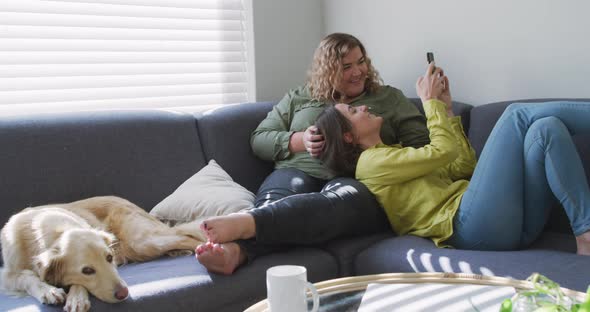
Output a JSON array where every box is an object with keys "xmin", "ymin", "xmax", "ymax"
[{"xmin": 237, "ymin": 168, "xmax": 390, "ymax": 262}]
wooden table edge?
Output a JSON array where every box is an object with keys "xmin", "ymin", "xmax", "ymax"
[{"xmin": 244, "ymin": 272, "xmax": 587, "ymax": 312}]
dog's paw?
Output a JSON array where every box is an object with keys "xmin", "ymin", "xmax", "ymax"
[
  {"xmin": 64, "ymin": 286, "xmax": 91, "ymax": 312},
  {"xmin": 38, "ymin": 285, "xmax": 67, "ymax": 305},
  {"xmin": 166, "ymin": 249, "xmax": 193, "ymax": 257}
]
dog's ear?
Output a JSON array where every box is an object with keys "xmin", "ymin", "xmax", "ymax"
[
  {"xmin": 34, "ymin": 247, "xmax": 65, "ymax": 286},
  {"xmin": 101, "ymin": 231, "xmax": 117, "ymax": 247},
  {"xmin": 100, "ymin": 231, "xmax": 124, "ymax": 264}
]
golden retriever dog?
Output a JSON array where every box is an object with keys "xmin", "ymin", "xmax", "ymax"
[{"xmin": 1, "ymin": 196, "xmax": 205, "ymax": 312}]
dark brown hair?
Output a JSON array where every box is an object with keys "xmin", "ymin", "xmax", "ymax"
[{"xmin": 315, "ymin": 106, "xmax": 363, "ymax": 177}]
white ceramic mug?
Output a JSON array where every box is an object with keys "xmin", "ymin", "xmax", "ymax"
[{"xmin": 266, "ymin": 265, "xmax": 319, "ymax": 312}]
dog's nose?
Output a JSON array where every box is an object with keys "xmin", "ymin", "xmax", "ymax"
[{"xmin": 114, "ymin": 285, "xmax": 129, "ymax": 301}]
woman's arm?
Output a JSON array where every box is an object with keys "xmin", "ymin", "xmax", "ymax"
[
  {"xmin": 251, "ymin": 90, "xmax": 324, "ymax": 161},
  {"xmin": 250, "ymin": 93, "xmax": 295, "ymax": 161},
  {"xmin": 442, "ymin": 117, "xmax": 477, "ymax": 181},
  {"xmin": 436, "ymin": 75, "xmax": 476, "ymax": 180}
]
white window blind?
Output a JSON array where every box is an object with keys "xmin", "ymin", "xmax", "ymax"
[{"xmin": 0, "ymin": 0, "xmax": 255, "ymax": 114}]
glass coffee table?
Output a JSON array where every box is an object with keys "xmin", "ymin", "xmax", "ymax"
[{"xmin": 245, "ymin": 272, "xmax": 586, "ymax": 312}]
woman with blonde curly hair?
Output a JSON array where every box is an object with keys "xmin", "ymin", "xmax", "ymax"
[
  {"xmin": 196, "ymin": 33, "xmax": 430, "ymax": 275},
  {"xmin": 307, "ymin": 33, "xmax": 382, "ymax": 102}
]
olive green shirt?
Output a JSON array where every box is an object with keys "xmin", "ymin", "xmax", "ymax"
[
  {"xmin": 251, "ymin": 85, "xmax": 430, "ymax": 180},
  {"xmin": 356, "ymin": 99, "xmax": 477, "ymax": 246}
]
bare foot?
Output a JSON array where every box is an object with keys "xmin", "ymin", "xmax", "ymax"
[
  {"xmin": 195, "ymin": 242, "xmax": 246, "ymax": 275},
  {"xmin": 200, "ymin": 213, "xmax": 255, "ymax": 243},
  {"xmin": 576, "ymin": 231, "xmax": 590, "ymax": 255}
]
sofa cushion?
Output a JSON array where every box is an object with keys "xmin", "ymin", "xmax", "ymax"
[
  {"xmin": 0, "ymin": 247, "xmax": 338, "ymax": 312},
  {"xmin": 354, "ymin": 232, "xmax": 588, "ymax": 292},
  {"xmin": 150, "ymin": 159, "xmax": 255, "ymax": 224},
  {"xmin": 196, "ymin": 102, "xmax": 275, "ymax": 194},
  {"xmin": 321, "ymin": 232, "xmax": 394, "ymax": 277}
]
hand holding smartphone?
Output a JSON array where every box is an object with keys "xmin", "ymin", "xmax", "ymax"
[{"xmin": 426, "ymin": 52, "xmax": 452, "ymax": 114}]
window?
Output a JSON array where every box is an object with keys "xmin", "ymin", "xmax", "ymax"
[{"xmin": 0, "ymin": 0, "xmax": 255, "ymax": 114}]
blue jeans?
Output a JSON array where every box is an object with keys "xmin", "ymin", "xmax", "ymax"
[{"xmin": 447, "ymin": 102, "xmax": 590, "ymax": 250}]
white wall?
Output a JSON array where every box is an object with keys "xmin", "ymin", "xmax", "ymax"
[
  {"xmin": 322, "ymin": 0, "xmax": 590, "ymax": 105},
  {"xmin": 252, "ymin": 0, "xmax": 324, "ymax": 102}
]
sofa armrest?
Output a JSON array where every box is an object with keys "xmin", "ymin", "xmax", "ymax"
[{"xmin": 195, "ymin": 102, "xmax": 276, "ymax": 193}]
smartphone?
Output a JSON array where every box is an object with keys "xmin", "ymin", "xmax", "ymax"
[
  {"xmin": 426, "ymin": 52, "xmax": 435, "ymax": 64},
  {"xmin": 426, "ymin": 52, "xmax": 435, "ymax": 73}
]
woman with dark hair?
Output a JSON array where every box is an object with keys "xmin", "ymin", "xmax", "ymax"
[
  {"xmin": 315, "ymin": 63, "xmax": 590, "ymax": 254},
  {"xmin": 195, "ymin": 33, "xmax": 430, "ymax": 275}
]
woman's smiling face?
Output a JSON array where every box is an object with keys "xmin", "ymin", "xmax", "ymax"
[
  {"xmin": 336, "ymin": 46, "xmax": 368, "ymax": 100},
  {"xmin": 334, "ymin": 103, "xmax": 382, "ymax": 143}
]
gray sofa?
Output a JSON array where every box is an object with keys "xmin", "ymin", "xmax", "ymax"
[{"xmin": 1, "ymin": 98, "xmax": 589, "ymax": 311}]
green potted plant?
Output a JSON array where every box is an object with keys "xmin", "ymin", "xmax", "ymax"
[{"xmin": 500, "ymin": 274, "xmax": 590, "ymax": 312}]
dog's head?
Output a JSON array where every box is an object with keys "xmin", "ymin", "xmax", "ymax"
[{"xmin": 34, "ymin": 228, "xmax": 129, "ymax": 303}]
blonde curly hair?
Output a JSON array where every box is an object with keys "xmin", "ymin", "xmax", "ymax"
[{"xmin": 307, "ymin": 33, "xmax": 382, "ymax": 102}]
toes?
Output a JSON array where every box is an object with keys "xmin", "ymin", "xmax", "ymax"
[
  {"xmin": 207, "ymin": 232, "xmax": 219, "ymax": 243},
  {"xmin": 212, "ymin": 244, "xmax": 224, "ymax": 253},
  {"xmin": 196, "ymin": 242, "xmax": 215, "ymax": 257},
  {"xmin": 197, "ymin": 243, "xmax": 241, "ymax": 275}
]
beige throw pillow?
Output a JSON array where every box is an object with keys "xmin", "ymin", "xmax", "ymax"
[{"xmin": 150, "ymin": 159, "xmax": 255, "ymax": 224}]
